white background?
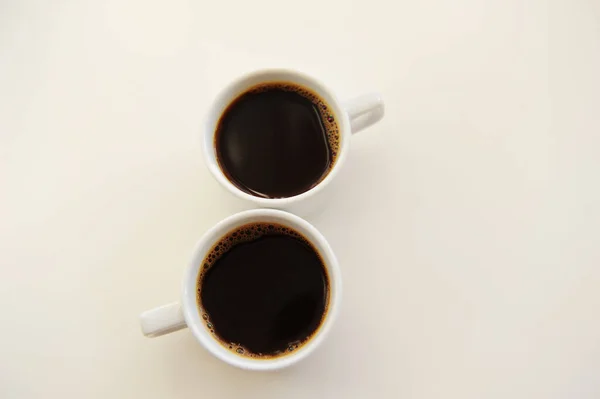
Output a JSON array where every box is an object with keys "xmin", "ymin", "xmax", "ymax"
[{"xmin": 1, "ymin": 0, "xmax": 599, "ymax": 398}]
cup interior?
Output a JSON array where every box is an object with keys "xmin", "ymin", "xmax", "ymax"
[
  {"xmin": 181, "ymin": 209, "xmax": 341, "ymax": 370},
  {"xmin": 202, "ymin": 69, "xmax": 351, "ymax": 206}
]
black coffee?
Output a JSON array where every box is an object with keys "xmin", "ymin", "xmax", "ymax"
[
  {"xmin": 197, "ymin": 223, "xmax": 329, "ymax": 358},
  {"xmin": 215, "ymin": 83, "xmax": 340, "ymax": 198}
]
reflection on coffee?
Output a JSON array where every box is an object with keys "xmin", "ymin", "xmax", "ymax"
[
  {"xmin": 197, "ymin": 223, "xmax": 329, "ymax": 358},
  {"xmin": 215, "ymin": 82, "xmax": 340, "ymax": 199}
]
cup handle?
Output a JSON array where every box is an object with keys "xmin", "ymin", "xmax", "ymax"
[
  {"xmin": 140, "ymin": 302, "xmax": 187, "ymax": 337},
  {"xmin": 343, "ymin": 93, "xmax": 385, "ymax": 134}
]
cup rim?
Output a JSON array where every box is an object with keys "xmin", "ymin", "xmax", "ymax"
[
  {"xmin": 180, "ymin": 209, "xmax": 342, "ymax": 370},
  {"xmin": 202, "ymin": 68, "xmax": 351, "ymax": 206}
]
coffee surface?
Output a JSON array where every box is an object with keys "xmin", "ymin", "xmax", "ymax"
[
  {"xmin": 197, "ymin": 223, "xmax": 329, "ymax": 358},
  {"xmin": 215, "ymin": 83, "xmax": 339, "ymax": 198}
]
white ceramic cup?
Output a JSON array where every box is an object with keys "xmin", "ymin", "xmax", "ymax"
[
  {"xmin": 140, "ymin": 209, "xmax": 342, "ymax": 371},
  {"xmin": 203, "ymin": 69, "xmax": 384, "ymax": 216}
]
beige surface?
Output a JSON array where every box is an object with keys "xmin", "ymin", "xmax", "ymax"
[{"xmin": 1, "ymin": 0, "xmax": 600, "ymax": 398}]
